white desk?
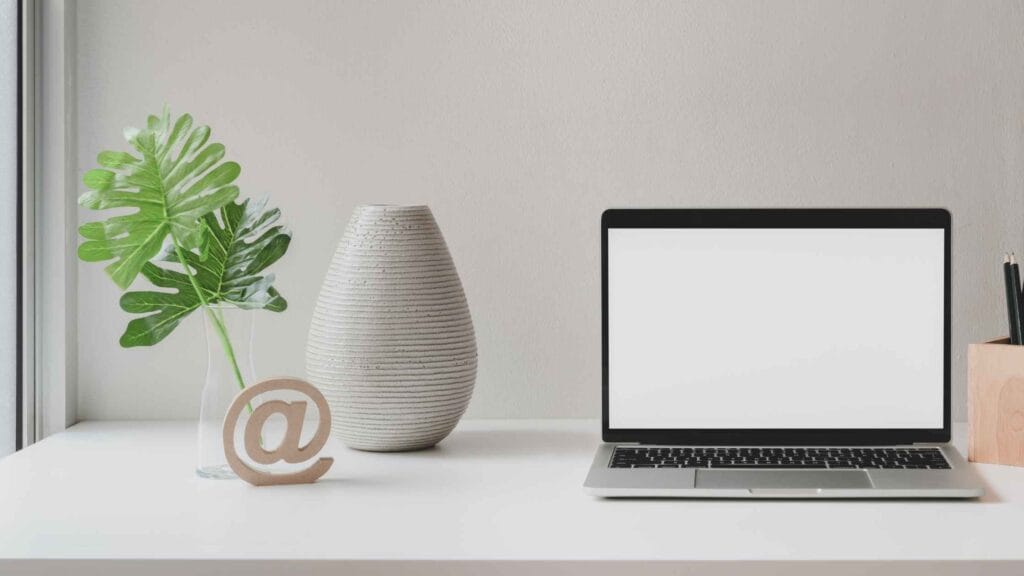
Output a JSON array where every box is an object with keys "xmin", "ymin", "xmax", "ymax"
[{"xmin": 0, "ymin": 420, "xmax": 1022, "ymax": 576}]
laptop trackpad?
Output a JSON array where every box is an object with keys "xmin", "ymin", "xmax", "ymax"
[{"xmin": 695, "ymin": 470, "xmax": 871, "ymax": 490}]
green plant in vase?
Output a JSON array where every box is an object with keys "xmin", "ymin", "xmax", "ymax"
[{"xmin": 78, "ymin": 109, "xmax": 291, "ymax": 476}]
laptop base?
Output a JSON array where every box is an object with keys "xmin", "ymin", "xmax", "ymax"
[{"xmin": 584, "ymin": 443, "xmax": 984, "ymax": 499}]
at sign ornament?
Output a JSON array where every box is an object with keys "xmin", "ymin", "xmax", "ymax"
[{"xmin": 223, "ymin": 378, "xmax": 334, "ymax": 486}]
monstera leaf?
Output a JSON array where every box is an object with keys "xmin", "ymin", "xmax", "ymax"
[
  {"xmin": 117, "ymin": 198, "xmax": 291, "ymax": 347},
  {"xmin": 78, "ymin": 109, "xmax": 241, "ymax": 289}
]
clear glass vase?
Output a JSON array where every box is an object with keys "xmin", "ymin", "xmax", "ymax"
[{"xmin": 197, "ymin": 306, "xmax": 256, "ymax": 479}]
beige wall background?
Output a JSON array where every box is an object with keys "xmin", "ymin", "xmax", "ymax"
[{"xmin": 75, "ymin": 0, "xmax": 1024, "ymax": 421}]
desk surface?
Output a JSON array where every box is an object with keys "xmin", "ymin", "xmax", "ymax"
[{"xmin": 1, "ymin": 419, "xmax": 1022, "ymax": 575}]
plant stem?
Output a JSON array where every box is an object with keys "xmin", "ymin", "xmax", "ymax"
[
  {"xmin": 208, "ymin": 307, "xmax": 248, "ymax": 396},
  {"xmin": 171, "ymin": 241, "xmax": 253, "ymax": 414}
]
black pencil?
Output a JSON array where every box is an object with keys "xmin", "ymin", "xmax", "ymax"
[
  {"xmin": 1013, "ymin": 253, "xmax": 1024, "ymax": 345},
  {"xmin": 1005, "ymin": 254, "xmax": 1023, "ymax": 345}
]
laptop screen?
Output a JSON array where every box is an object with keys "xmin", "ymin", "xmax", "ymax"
[{"xmin": 607, "ymin": 227, "xmax": 945, "ymax": 430}]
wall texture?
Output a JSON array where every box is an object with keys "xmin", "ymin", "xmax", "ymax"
[{"xmin": 76, "ymin": 0, "xmax": 1024, "ymax": 421}]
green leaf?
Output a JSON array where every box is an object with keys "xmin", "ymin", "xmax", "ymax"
[
  {"xmin": 78, "ymin": 109, "xmax": 240, "ymax": 290},
  {"xmin": 118, "ymin": 263, "xmax": 201, "ymax": 347},
  {"xmin": 118, "ymin": 198, "xmax": 291, "ymax": 347}
]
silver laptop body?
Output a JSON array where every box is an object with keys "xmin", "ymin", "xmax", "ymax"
[{"xmin": 584, "ymin": 209, "xmax": 984, "ymax": 498}]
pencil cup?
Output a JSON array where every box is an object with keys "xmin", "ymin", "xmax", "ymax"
[{"xmin": 968, "ymin": 338, "xmax": 1024, "ymax": 467}]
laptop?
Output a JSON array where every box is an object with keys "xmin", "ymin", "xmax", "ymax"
[{"xmin": 584, "ymin": 209, "xmax": 984, "ymax": 498}]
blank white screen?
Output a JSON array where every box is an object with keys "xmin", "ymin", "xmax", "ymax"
[{"xmin": 608, "ymin": 228, "xmax": 945, "ymax": 429}]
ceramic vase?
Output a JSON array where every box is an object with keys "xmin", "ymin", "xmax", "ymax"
[{"xmin": 306, "ymin": 205, "xmax": 477, "ymax": 451}]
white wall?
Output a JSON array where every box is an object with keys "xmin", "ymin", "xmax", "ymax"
[{"xmin": 75, "ymin": 0, "xmax": 1024, "ymax": 421}]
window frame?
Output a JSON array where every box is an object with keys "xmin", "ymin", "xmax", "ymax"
[
  {"xmin": 14, "ymin": 0, "xmax": 30, "ymax": 450},
  {"xmin": 14, "ymin": 0, "xmax": 20, "ymax": 450}
]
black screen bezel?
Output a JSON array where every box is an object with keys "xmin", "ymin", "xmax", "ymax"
[{"xmin": 601, "ymin": 208, "xmax": 952, "ymax": 446}]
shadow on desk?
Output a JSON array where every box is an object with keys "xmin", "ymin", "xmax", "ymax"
[
  {"xmin": 974, "ymin": 469, "xmax": 1002, "ymax": 503},
  {"xmin": 405, "ymin": 428, "xmax": 597, "ymax": 461}
]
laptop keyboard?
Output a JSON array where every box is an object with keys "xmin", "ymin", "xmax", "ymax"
[{"xmin": 610, "ymin": 446, "xmax": 951, "ymax": 470}]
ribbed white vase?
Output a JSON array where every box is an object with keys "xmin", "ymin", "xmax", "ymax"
[{"xmin": 306, "ymin": 205, "xmax": 477, "ymax": 451}]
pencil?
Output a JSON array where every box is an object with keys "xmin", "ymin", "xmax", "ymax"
[
  {"xmin": 1005, "ymin": 254, "xmax": 1022, "ymax": 345},
  {"xmin": 1014, "ymin": 253, "xmax": 1024, "ymax": 345}
]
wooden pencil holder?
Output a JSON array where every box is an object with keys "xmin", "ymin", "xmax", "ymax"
[{"xmin": 968, "ymin": 338, "xmax": 1024, "ymax": 467}]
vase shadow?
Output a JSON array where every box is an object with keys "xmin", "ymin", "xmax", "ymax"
[{"xmin": 406, "ymin": 427, "xmax": 597, "ymax": 461}]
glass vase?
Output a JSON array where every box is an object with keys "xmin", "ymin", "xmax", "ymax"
[{"xmin": 197, "ymin": 305, "xmax": 256, "ymax": 479}]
